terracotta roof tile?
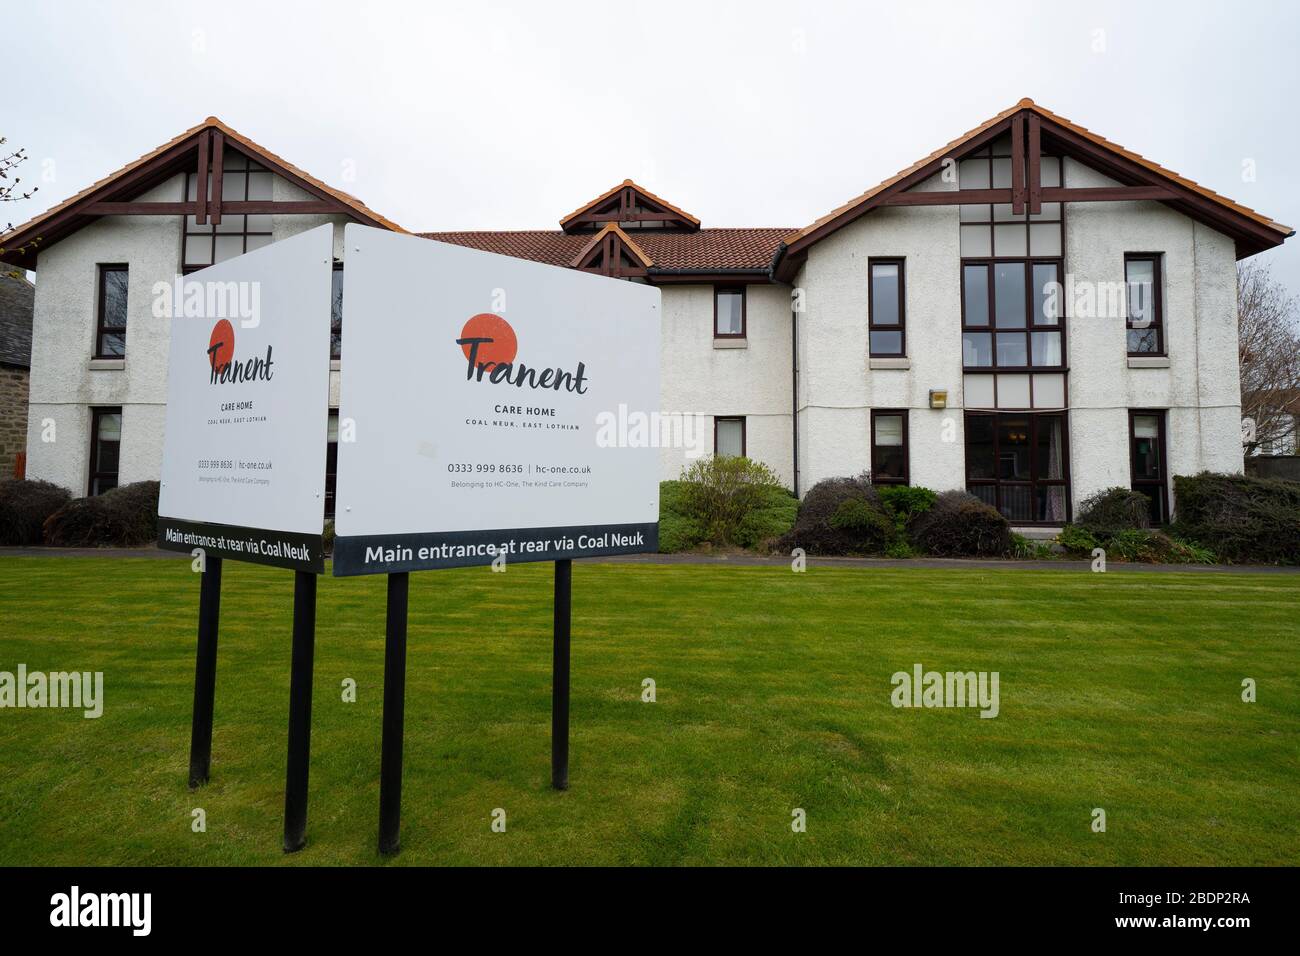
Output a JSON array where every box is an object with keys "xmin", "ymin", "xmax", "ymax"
[
  {"xmin": 420, "ymin": 227, "xmax": 791, "ymax": 272},
  {"xmin": 559, "ymin": 178, "xmax": 700, "ymax": 229}
]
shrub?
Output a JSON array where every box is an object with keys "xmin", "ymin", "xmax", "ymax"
[
  {"xmin": 43, "ymin": 480, "xmax": 160, "ymax": 548},
  {"xmin": 323, "ymin": 519, "xmax": 335, "ymax": 555},
  {"xmin": 1172, "ymin": 472, "xmax": 1300, "ymax": 564},
  {"xmin": 0, "ymin": 479, "xmax": 72, "ymax": 545},
  {"xmin": 877, "ymin": 485, "xmax": 938, "ymax": 525},
  {"xmin": 734, "ymin": 486, "xmax": 799, "ymax": 550},
  {"xmin": 1056, "ymin": 524, "xmax": 1100, "ymax": 556},
  {"xmin": 1008, "ymin": 532, "xmax": 1054, "ymax": 560},
  {"xmin": 657, "ymin": 475, "xmax": 794, "ymax": 552},
  {"xmin": 678, "ymin": 456, "xmax": 787, "ymax": 546},
  {"xmin": 779, "ymin": 474, "xmax": 892, "ymax": 555},
  {"xmin": 909, "ymin": 490, "xmax": 1011, "ymax": 557},
  {"xmin": 1076, "ymin": 487, "xmax": 1151, "ymax": 534},
  {"xmin": 658, "ymin": 512, "xmax": 707, "ymax": 553}
]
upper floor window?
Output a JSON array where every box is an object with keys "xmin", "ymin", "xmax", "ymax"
[
  {"xmin": 871, "ymin": 410, "xmax": 909, "ymax": 485},
  {"xmin": 962, "ymin": 261, "xmax": 1063, "ymax": 369},
  {"xmin": 868, "ymin": 259, "xmax": 905, "ymax": 356},
  {"xmin": 715, "ymin": 287, "xmax": 745, "ymax": 338},
  {"xmin": 1126, "ymin": 254, "xmax": 1163, "ymax": 355},
  {"xmin": 95, "ymin": 265, "xmax": 129, "ymax": 358},
  {"xmin": 331, "ymin": 265, "xmax": 344, "ymax": 360},
  {"xmin": 182, "ymin": 153, "xmax": 274, "ymax": 272}
]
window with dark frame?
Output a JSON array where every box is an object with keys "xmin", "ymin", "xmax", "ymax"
[
  {"xmin": 1126, "ymin": 254, "xmax": 1163, "ymax": 355},
  {"xmin": 959, "ymin": 133, "xmax": 1065, "ymax": 373},
  {"xmin": 182, "ymin": 151, "xmax": 274, "ymax": 272},
  {"xmin": 871, "ymin": 410, "xmax": 909, "ymax": 485},
  {"xmin": 714, "ymin": 416, "xmax": 746, "ymax": 457},
  {"xmin": 868, "ymin": 259, "xmax": 905, "ymax": 357},
  {"xmin": 88, "ymin": 407, "xmax": 122, "ymax": 496},
  {"xmin": 964, "ymin": 411, "xmax": 1070, "ymax": 524},
  {"xmin": 714, "ymin": 287, "xmax": 745, "ymax": 338},
  {"xmin": 330, "ymin": 264, "xmax": 344, "ymax": 360},
  {"xmin": 1130, "ymin": 410, "xmax": 1168, "ymax": 524},
  {"xmin": 95, "ymin": 265, "xmax": 129, "ymax": 358}
]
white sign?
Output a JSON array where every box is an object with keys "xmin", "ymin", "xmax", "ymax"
[
  {"xmin": 333, "ymin": 225, "xmax": 660, "ymax": 575},
  {"xmin": 157, "ymin": 224, "xmax": 334, "ymax": 571}
]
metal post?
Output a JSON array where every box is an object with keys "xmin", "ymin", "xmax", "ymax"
[
  {"xmin": 283, "ymin": 570, "xmax": 317, "ymax": 853},
  {"xmin": 188, "ymin": 556, "xmax": 223, "ymax": 789},
  {"xmin": 551, "ymin": 559, "xmax": 572, "ymax": 790},
  {"xmin": 378, "ymin": 572, "xmax": 410, "ymax": 855}
]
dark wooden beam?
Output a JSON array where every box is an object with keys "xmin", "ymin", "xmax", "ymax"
[
  {"xmin": 879, "ymin": 189, "xmax": 1013, "ymax": 206},
  {"xmin": 209, "ymin": 131, "xmax": 224, "ymax": 226},
  {"xmin": 82, "ymin": 200, "xmax": 344, "ymax": 216},
  {"xmin": 1027, "ymin": 113, "xmax": 1042, "ymax": 215},
  {"xmin": 1041, "ymin": 186, "xmax": 1178, "ymax": 202},
  {"xmin": 1011, "ymin": 115, "xmax": 1025, "ymax": 215},
  {"xmin": 195, "ymin": 130, "xmax": 209, "ymax": 225},
  {"xmin": 878, "ymin": 185, "xmax": 1180, "ymax": 207}
]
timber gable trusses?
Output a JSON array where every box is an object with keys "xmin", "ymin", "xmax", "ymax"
[{"xmin": 0, "ymin": 117, "xmax": 404, "ymax": 270}]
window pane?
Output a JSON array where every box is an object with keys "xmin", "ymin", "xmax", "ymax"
[
  {"xmin": 993, "ymin": 203, "xmax": 1019, "ymax": 222},
  {"xmin": 993, "ymin": 223, "xmax": 1027, "ymax": 257},
  {"xmin": 998, "ymin": 418, "xmax": 1031, "ymax": 480},
  {"xmin": 1126, "ymin": 258, "xmax": 1155, "ymax": 326},
  {"xmin": 997, "ymin": 332, "xmax": 1028, "ymax": 366},
  {"xmin": 994, "ymin": 263, "xmax": 1027, "ymax": 328},
  {"xmin": 1041, "ymin": 156, "xmax": 1061, "ymax": 188},
  {"xmin": 870, "ymin": 263, "xmax": 900, "ymax": 326},
  {"xmin": 1029, "ymin": 201, "xmax": 1061, "ymax": 222},
  {"xmin": 959, "ymin": 159, "xmax": 989, "ymax": 190},
  {"xmin": 245, "ymin": 233, "xmax": 273, "ymax": 252},
  {"xmin": 98, "ymin": 331, "xmax": 126, "ymax": 357},
  {"xmin": 1031, "ymin": 331, "xmax": 1062, "ymax": 366},
  {"xmin": 102, "ymin": 268, "xmax": 129, "ymax": 326},
  {"xmin": 1036, "ymin": 485, "xmax": 1068, "ymax": 523},
  {"xmin": 715, "ymin": 291, "xmax": 743, "ymax": 335},
  {"xmin": 964, "ymin": 374, "xmax": 995, "ymax": 408},
  {"xmin": 1032, "ymin": 263, "xmax": 1059, "ymax": 325},
  {"xmin": 715, "ymin": 419, "xmax": 744, "ymax": 457},
  {"xmin": 870, "ymin": 330, "xmax": 903, "ymax": 355},
  {"xmin": 963, "ymin": 332, "xmax": 992, "ymax": 367},
  {"xmin": 963, "ymin": 265, "xmax": 989, "ymax": 326},
  {"xmin": 960, "ymin": 203, "xmax": 990, "ymax": 222},
  {"xmin": 991, "ymin": 157, "xmax": 1012, "ymax": 188},
  {"xmin": 246, "ymin": 214, "xmax": 273, "ymax": 232},
  {"xmin": 965, "ymin": 415, "xmax": 996, "ymax": 479},
  {"xmin": 1128, "ymin": 328, "xmax": 1159, "ymax": 354},
  {"xmin": 960, "ymin": 225, "xmax": 992, "ymax": 257},
  {"xmin": 1036, "ymin": 415, "xmax": 1066, "ymax": 479},
  {"xmin": 185, "ymin": 234, "xmax": 213, "ymax": 265},
  {"xmin": 874, "ymin": 414, "xmax": 904, "ymax": 446},
  {"xmin": 1133, "ymin": 416, "xmax": 1161, "ymax": 479},
  {"xmin": 97, "ymin": 412, "xmax": 121, "ymax": 443},
  {"xmin": 1029, "ymin": 222, "xmax": 1061, "ymax": 256},
  {"xmin": 247, "ymin": 171, "xmax": 273, "ymax": 200},
  {"xmin": 214, "ymin": 234, "xmax": 244, "ymax": 262},
  {"xmin": 969, "ymin": 484, "xmax": 998, "ymax": 509},
  {"xmin": 221, "ymin": 171, "xmax": 246, "ymax": 200},
  {"xmin": 998, "ymin": 373, "xmax": 1031, "ymax": 408},
  {"xmin": 1032, "ymin": 373, "xmax": 1066, "ymax": 409}
]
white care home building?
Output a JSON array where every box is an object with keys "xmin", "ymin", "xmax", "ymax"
[{"xmin": 1, "ymin": 100, "xmax": 1291, "ymax": 529}]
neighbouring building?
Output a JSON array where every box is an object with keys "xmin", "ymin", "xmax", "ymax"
[
  {"xmin": 0, "ymin": 100, "xmax": 1292, "ymax": 526},
  {"xmin": 0, "ymin": 266, "xmax": 35, "ymax": 478}
]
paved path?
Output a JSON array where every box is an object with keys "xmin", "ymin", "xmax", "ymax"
[{"xmin": 2, "ymin": 545, "xmax": 1298, "ymax": 574}]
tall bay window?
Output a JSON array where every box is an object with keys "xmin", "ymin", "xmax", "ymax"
[
  {"xmin": 965, "ymin": 412, "xmax": 1069, "ymax": 524},
  {"xmin": 962, "ymin": 261, "xmax": 1063, "ymax": 369},
  {"xmin": 1130, "ymin": 411, "xmax": 1168, "ymax": 524}
]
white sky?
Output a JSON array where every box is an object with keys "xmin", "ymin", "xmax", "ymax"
[{"xmin": 5, "ymin": 0, "xmax": 1299, "ymax": 289}]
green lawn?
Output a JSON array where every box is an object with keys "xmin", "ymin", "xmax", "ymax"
[{"xmin": 0, "ymin": 556, "xmax": 1296, "ymax": 866}]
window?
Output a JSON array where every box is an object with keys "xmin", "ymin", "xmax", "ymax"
[
  {"xmin": 331, "ymin": 265, "xmax": 344, "ymax": 359},
  {"xmin": 958, "ymin": 137, "xmax": 1063, "ymax": 258},
  {"xmin": 871, "ymin": 410, "xmax": 908, "ymax": 485},
  {"xmin": 182, "ymin": 152, "xmax": 274, "ymax": 271},
  {"xmin": 1130, "ymin": 410, "xmax": 1168, "ymax": 524},
  {"xmin": 714, "ymin": 287, "xmax": 745, "ymax": 338},
  {"xmin": 962, "ymin": 261, "xmax": 1063, "ymax": 369},
  {"xmin": 325, "ymin": 411, "xmax": 339, "ymax": 518},
  {"xmin": 965, "ymin": 411, "xmax": 1069, "ymax": 523},
  {"xmin": 714, "ymin": 417, "xmax": 746, "ymax": 457},
  {"xmin": 1126, "ymin": 254, "xmax": 1163, "ymax": 355},
  {"xmin": 95, "ymin": 265, "xmax": 129, "ymax": 358},
  {"xmin": 868, "ymin": 259, "xmax": 905, "ymax": 356},
  {"xmin": 88, "ymin": 407, "xmax": 122, "ymax": 496}
]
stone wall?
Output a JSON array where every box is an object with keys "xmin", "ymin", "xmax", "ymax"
[{"xmin": 0, "ymin": 363, "xmax": 30, "ymax": 478}]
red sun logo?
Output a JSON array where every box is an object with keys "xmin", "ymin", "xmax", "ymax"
[
  {"xmin": 208, "ymin": 319, "xmax": 235, "ymax": 369},
  {"xmin": 458, "ymin": 313, "xmax": 517, "ymax": 368}
]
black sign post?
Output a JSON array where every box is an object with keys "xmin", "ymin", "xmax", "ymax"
[
  {"xmin": 378, "ymin": 572, "xmax": 410, "ymax": 856},
  {"xmin": 187, "ymin": 556, "xmax": 224, "ymax": 788},
  {"xmin": 282, "ymin": 571, "xmax": 318, "ymax": 853},
  {"xmin": 551, "ymin": 559, "xmax": 572, "ymax": 791}
]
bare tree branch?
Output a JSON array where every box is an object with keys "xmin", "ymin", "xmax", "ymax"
[{"xmin": 1239, "ymin": 260, "xmax": 1300, "ymax": 455}]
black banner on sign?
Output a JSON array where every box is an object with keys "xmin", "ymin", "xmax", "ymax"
[
  {"xmin": 332, "ymin": 521, "xmax": 658, "ymax": 576},
  {"xmin": 156, "ymin": 516, "xmax": 325, "ymax": 573}
]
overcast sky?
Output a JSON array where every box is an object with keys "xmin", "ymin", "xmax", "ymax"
[{"xmin": 6, "ymin": 0, "xmax": 1298, "ymax": 289}]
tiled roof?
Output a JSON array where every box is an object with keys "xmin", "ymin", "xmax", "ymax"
[
  {"xmin": 0, "ymin": 268, "xmax": 34, "ymax": 367},
  {"xmin": 559, "ymin": 178, "xmax": 700, "ymax": 229},
  {"xmin": 420, "ymin": 227, "xmax": 791, "ymax": 272}
]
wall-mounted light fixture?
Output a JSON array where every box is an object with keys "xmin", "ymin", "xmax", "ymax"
[{"xmin": 929, "ymin": 389, "xmax": 948, "ymax": 409}]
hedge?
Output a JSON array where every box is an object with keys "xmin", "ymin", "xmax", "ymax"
[
  {"xmin": 908, "ymin": 490, "xmax": 1010, "ymax": 557},
  {"xmin": 0, "ymin": 479, "xmax": 72, "ymax": 546},
  {"xmin": 778, "ymin": 475, "xmax": 891, "ymax": 555},
  {"xmin": 1172, "ymin": 472, "xmax": 1300, "ymax": 564},
  {"xmin": 43, "ymin": 481, "xmax": 161, "ymax": 548}
]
